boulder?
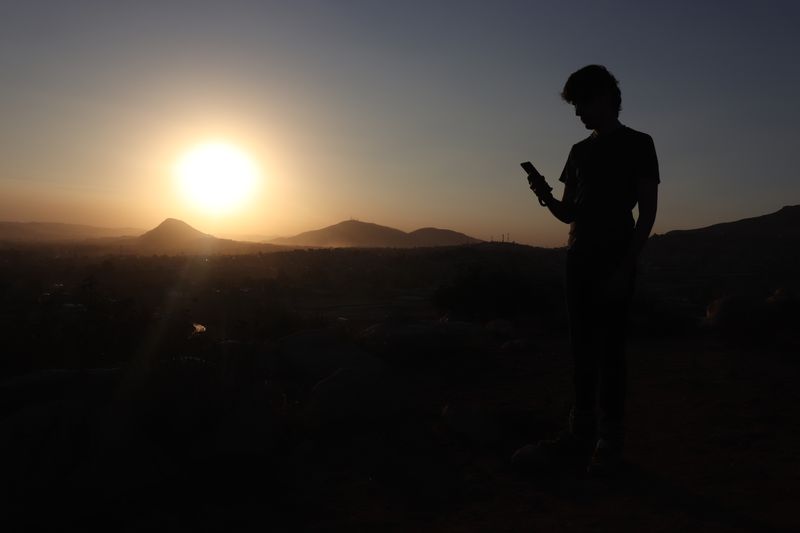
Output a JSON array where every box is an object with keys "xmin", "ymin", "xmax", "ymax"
[
  {"xmin": 358, "ymin": 319, "xmax": 490, "ymax": 365},
  {"xmin": 276, "ymin": 327, "xmax": 375, "ymax": 381},
  {"xmin": 305, "ymin": 354, "xmax": 390, "ymax": 429},
  {"xmin": 440, "ymin": 402, "xmax": 502, "ymax": 446},
  {"xmin": 484, "ymin": 319, "xmax": 515, "ymax": 339},
  {"xmin": 704, "ymin": 295, "xmax": 762, "ymax": 329},
  {"xmin": 500, "ymin": 338, "xmax": 538, "ymax": 354}
]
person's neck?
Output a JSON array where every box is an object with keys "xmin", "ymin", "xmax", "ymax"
[{"xmin": 593, "ymin": 118, "xmax": 622, "ymax": 137}]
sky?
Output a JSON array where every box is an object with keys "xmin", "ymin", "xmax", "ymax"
[{"xmin": 1, "ymin": 0, "xmax": 799, "ymax": 246}]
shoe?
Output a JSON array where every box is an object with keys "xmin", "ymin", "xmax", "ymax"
[
  {"xmin": 511, "ymin": 432, "xmax": 595, "ymax": 474},
  {"xmin": 587, "ymin": 438, "xmax": 624, "ymax": 477}
]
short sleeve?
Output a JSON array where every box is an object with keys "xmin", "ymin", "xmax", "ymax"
[
  {"xmin": 636, "ymin": 135, "xmax": 660, "ymax": 184},
  {"xmin": 558, "ymin": 146, "xmax": 575, "ymax": 184}
]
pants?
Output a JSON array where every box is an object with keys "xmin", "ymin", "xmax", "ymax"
[{"xmin": 565, "ymin": 247, "xmax": 635, "ymax": 444}]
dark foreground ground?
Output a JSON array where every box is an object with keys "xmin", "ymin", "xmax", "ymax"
[{"xmin": 1, "ymin": 245, "xmax": 798, "ymax": 532}]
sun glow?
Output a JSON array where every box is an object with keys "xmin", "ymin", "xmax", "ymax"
[{"xmin": 175, "ymin": 142, "xmax": 259, "ymax": 213}]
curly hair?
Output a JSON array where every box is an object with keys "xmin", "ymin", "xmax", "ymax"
[{"xmin": 561, "ymin": 65, "xmax": 622, "ymax": 115}]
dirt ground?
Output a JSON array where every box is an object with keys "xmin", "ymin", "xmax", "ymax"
[
  {"xmin": 288, "ymin": 335, "xmax": 794, "ymax": 532},
  {"xmin": 5, "ymin": 335, "xmax": 798, "ymax": 532}
]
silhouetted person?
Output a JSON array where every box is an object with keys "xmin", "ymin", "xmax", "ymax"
[{"xmin": 513, "ymin": 65, "xmax": 659, "ymax": 476}]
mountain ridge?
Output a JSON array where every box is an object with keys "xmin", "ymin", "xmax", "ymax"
[
  {"xmin": 0, "ymin": 221, "xmax": 143, "ymax": 242},
  {"xmin": 644, "ymin": 204, "xmax": 800, "ymax": 275},
  {"xmin": 271, "ymin": 219, "xmax": 482, "ymax": 248},
  {"xmin": 2, "ymin": 204, "xmax": 798, "ymax": 254},
  {"xmin": 653, "ymin": 204, "xmax": 800, "ymax": 239}
]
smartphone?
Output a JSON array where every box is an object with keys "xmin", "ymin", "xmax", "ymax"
[{"xmin": 520, "ymin": 161, "xmax": 538, "ymax": 176}]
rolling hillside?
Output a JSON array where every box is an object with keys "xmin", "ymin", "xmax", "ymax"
[{"xmin": 272, "ymin": 220, "xmax": 481, "ymax": 248}]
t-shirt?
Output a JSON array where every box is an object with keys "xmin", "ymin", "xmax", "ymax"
[{"xmin": 558, "ymin": 124, "xmax": 659, "ymax": 257}]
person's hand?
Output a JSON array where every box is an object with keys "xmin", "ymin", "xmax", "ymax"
[
  {"xmin": 527, "ymin": 172, "xmax": 553, "ymax": 205},
  {"xmin": 526, "ymin": 170, "xmax": 546, "ymax": 192}
]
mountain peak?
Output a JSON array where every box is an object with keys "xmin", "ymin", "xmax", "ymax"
[
  {"xmin": 153, "ymin": 218, "xmax": 197, "ymax": 230},
  {"xmin": 139, "ymin": 218, "xmax": 213, "ymax": 245}
]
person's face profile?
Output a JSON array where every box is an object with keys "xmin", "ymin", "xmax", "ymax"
[
  {"xmin": 573, "ymin": 94, "xmax": 616, "ymax": 130},
  {"xmin": 573, "ymin": 99, "xmax": 598, "ymax": 129}
]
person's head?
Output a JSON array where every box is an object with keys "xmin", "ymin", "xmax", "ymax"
[{"xmin": 561, "ymin": 65, "xmax": 621, "ymax": 130}]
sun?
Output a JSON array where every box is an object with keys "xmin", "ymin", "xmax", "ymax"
[{"xmin": 175, "ymin": 141, "xmax": 259, "ymax": 213}]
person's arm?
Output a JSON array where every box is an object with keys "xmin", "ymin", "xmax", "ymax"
[
  {"xmin": 600, "ymin": 178, "xmax": 658, "ymax": 299},
  {"xmin": 528, "ymin": 170, "xmax": 575, "ymax": 224},
  {"xmin": 620, "ymin": 133, "xmax": 660, "ymax": 271},
  {"xmin": 540, "ymin": 179, "xmax": 576, "ymax": 224},
  {"xmin": 621, "ymin": 178, "xmax": 658, "ymax": 269}
]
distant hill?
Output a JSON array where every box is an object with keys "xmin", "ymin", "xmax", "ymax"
[
  {"xmin": 272, "ymin": 220, "xmax": 408, "ymax": 247},
  {"xmin": 271, "ymin": 220, "xmax": 482, "ymax": 248},
  {"xmin": 0, "ymin": 217, "xmax": 284, "ymax": 254},
  {"xmin": 133, "ymin": 218, "xmax": 287, "ymax": 255},
  {"xmin": 407, "ymin": 227, "xmax": 482, "ymax": 247},
  {"xmin": 0, "ymin": 221, "xmax": 142, "ymax": 242},
  {"xmin": 652, "ymin": 205, "xmax": 800, "ymax": 242},
  {"xmin": 644, "ymin": 205, "xmax": 800, "ymax": 276},
  {"xmin": 137, "ymin": 218, "xmax": 214, "ymax": 250}
]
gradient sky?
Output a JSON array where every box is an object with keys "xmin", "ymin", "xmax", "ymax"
[{"xmin": 1, "ymin": 0, "xmax": 798, "ymax": 246}]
